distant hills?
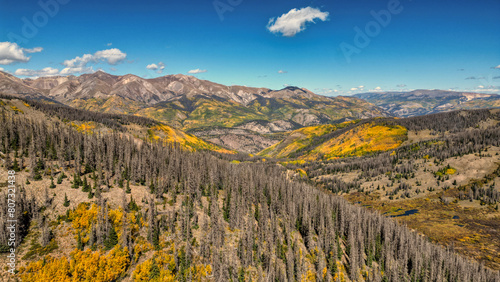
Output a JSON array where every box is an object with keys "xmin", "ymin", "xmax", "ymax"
[
  {"xmin": 0, "ymin": 70, "xmax": 387, "ymax": 152},
  {"xmin": 3, "ymin": 71, "xmax": 500, "ymax": 153},
  {"xmin": 354, "ymin": 89, "xmax": 500, "ymax": 117}
]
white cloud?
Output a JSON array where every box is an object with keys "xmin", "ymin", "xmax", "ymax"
[
  {"xmin": 267, "ymin": 7, "xmax": 329, "ymax": 37},
  {"xmin": 94, "ymin": 49, "xmax": 127, "ymax": 65},
  {"xmin": 0, "ymin": 67, "xmax": 4, "ymax": 71},
  {"xmin": 188, "ymin": 69, "xmax": 207, "ymax": 74},
  {"xmin": 493, "ymin": 65, "xmax": 500, "ymax": 69},
  {"xmin": 278, "ymin": 70, "xmax": 288, "ymax": 74},
  {"xmin": 358, "ymin": 85, "xmax": 364, "ymax": 89},
  {"xmin": 374, "ymin": 86, "xmax": 382, "ymax": 90},
  {"xmin": 63, "ymin": 48, "xmax": 127, "ymax": 68},
  {"xmin": 470, "ymin": 85, "xmax": 500, "ymax": 93},
  {"xmin": 59, "ymin": 66, "xmax": 94, "ymax": 75},
  {"xmin": 146, "ymin": 62, "xmax": 165, "ymax": 74},
  {"xmin": 24, "ymin": 47, "xmax": 43, "ymax": 54},
  {"xmin": 397, "ymin": 84, "xmax": 407, "ymax": 87},
  {"xmin": 146, "ymin": 63, "xmax": 159, "ymax": 70},
  {"xmin": 0, "ymin": 42, "xmax": 42, "ymax": 65},
  {"xmin": 350, "ymin": 87, "xmax": 358, "ymax": 91},
  {"xmin": 106, "ymin": 43, "xmax": 112, "ymax": 46},
  {"xmin": 14, "ymin": 67, "xmax": 59, "ymax": 77}
]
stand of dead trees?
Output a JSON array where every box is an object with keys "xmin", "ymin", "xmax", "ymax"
[{"xmin": 0, "ymin": 97, "xmax": 499, "ymax": 281}]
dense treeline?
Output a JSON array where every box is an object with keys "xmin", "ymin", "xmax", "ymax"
[
  {"xmin": 1, "ymin": 105, "xmax": 499, "ymax": 281},
  {"xmin": 283, "ymin": 109, "xmax": 499, "ymax": 160},
  {"xmin": 285, "ymin": 109, "xmax": 500, "ymax": 203},
  {"xmin": 0, "ymin": 94, "xmax": 157, "ymax": 131}
]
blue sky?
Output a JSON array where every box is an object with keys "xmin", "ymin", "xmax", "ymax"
[{"xmin": 0, "ymin": 0, "xmax": 499, "ymax": 95}]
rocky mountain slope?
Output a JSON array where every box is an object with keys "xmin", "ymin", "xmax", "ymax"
[
  {"xmin": 0, "ymin": 70, "xmax": 388, "ymax": 152},
  {"xmin": 0, "ymin": 94, "xmax": 233, "ymax": 154},
  {"xmin": 1, "ymin": 100, "xmax": 498, "ymax": 281},
  {"xmin": 355, "ymin": 89, "xmax": 500, "ymax": 117}
]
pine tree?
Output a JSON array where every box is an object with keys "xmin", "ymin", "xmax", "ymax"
[
  {"xmin": 11, "ymin": 158, "xmax": 20, "ymax": 172},
  {"xmin": 82, "ymin": 177, "xmax": 90, "ymax": 192},
  {"xmin": 71, "ymin": 173, "xmax": 81, "ymax": 188},
  {"xmin": 77, "ymin": 232, "xmax": 84, "ymax": 251},
  {"xmin": 105, "ymin": 226, "xmax": 118, "ymax": 250},
  {"xmin": 125, "ymin": 180, "xmax": 131, "ymax": 194},
  {"xmin": 57, "ymin": 173, "xmax": 63, "ymax": 184},
  {"xmin": 49, "ymin": 178, "xmax": 56, "ymax": 189},
  {"xmin": 128, "ymin": 196, "xmax": 139, "ymax": 211},
  {"xmin": 63, "ymin": 193, "xmax": 70, "ymax": 207},
  {"xmin": 149, "ymin": 256, "xmax": 160, "ymax": 280},
  {"xmin": 149, "ymin": 180, "xmax": 155, "ymax": 194}
]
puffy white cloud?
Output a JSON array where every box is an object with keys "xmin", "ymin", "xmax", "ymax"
[
  {"xmin": 59, "ymin": 66, "xmax": 94, "ymax": 75},
  {"xmin": 267, "ymin": 7, "xmax": 329, "ymax": 37},
  {"xmin": 374, "ymin": 86, "xmax": 382, "ymax": 90},
  {"xmin": 278, "ymin": 70, "xmax": 288, "ymax": 74},
  {"xmin": 188, "ymin": 69, "xmax": 207, "ymax": 74},
  {"xmin": 63, "ymin": 48, "xmax": 127, "ymax": 68},
  {"xmin": 147, "ymin": 63, "xmax": 159, "ymax": 70},
  {"xmin": 14, "ymin": 67, "xmax": 59, "ymax": 77},
  {"xmin": 0, "ymin": 67, "xmax": 4, "ymax": 71},
  {"xmin": 493, "ymin": 65, "xmax": 500, "ymax": 69},
  {"xmin": 350, "ymin": 87, "xmax": 358, "ymax": 91},
  {"xmin": 146, "ymin": 62, "xmax": 165, "ymax": 74},
  {"xmin": 0, "ymin": 42, "xmax": 42, "ymax": 65},
  {"xmin": 63, "ymin": 54, "xmax": 93, "ymax": 68},
  {"xmin": 94, "ymin": 49, "xmax": 127, "ymax": 65}
]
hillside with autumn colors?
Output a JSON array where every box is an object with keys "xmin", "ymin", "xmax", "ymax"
[{"xmin": 0, "ymin": 92, "xmax": 499, "ymax": 282}]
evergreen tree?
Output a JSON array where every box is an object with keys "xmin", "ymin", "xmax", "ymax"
[
  {"xmin": 77, "ymin": 233, "xmax": 84, "ymax": 251},
  {"xmin": 11, "ymin": 158, "xmax": 20, "ymax": 172},
  {"xmin": 63, "ymin": 193, "xmax": 70, "ymax": 207},
  {"xmin": 49, "ymin": 177, "xmax": 56, "ymax": 189},
  {"xmin": 149, "ymin": 256, "xmax": 160, "ymax": 280},
  {"xmin": 125, "ymin": 180, "xmax": 131, "ymax": 194},
  {"xmin": 105, "ymin": 226, "xmax": 118, "ymax": 250},
  {"xmin": 57, "ymin": 173, "xmax": 63, "ymax": 184}
]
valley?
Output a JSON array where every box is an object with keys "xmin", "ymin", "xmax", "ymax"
[{"xmin": 0, "ymin": 77, "xmax": 500, "ymax": 281}]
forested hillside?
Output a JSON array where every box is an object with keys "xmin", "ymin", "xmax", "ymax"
[
  {"xmin": 0, "ymin": 97, "xmax": 499, "ymax": 281},
  {"xmin": 281, "ymin": 109, "xmax": 500, "ymax": 270},
  {"xmin": 0, "ymin": 71, "xmax": 388, "ymax": 153}
]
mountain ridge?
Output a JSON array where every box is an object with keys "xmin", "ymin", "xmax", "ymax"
[
  {"xmin": 354, "ymin": 89, "xmax": 500, "ymax": 117},
  {"xmin": 0, "ymin": 71, "xmax": 388, "ymax": 153}
]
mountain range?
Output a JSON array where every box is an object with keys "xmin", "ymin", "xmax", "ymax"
[
  {"xmin": 2, "ymin": 71, "xmax": 500, "ymax": 153},
  {"xmin": 355, "ymin": 89, "xmax": 500, "ymax": 117},
  {"xmin": 0, "ymin": 70, "xmax": 387, "ymax": 152}
]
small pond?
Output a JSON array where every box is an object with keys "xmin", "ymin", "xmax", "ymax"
[{"xmin": 388, "ymin": 209, "xmax": 419, "ymax": 217}]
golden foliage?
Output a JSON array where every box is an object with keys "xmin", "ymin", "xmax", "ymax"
[
  {"xmin": 10, "ymin": 105, "xmax": 24, "ymax": 113},
  {"xmin": 149, "ymin": 124, "xmax": 234, "ymax": 154},
  {"xmin": 19, "ymin": 246, "xmax": 130, "ymax": 282},
  {"xmin": 69, "ymin": 203, "xmax": 98, "ymax": 234},
  {"xmin": 303, "ymin": 123, "xmax": 407, "ymax": 160}
]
